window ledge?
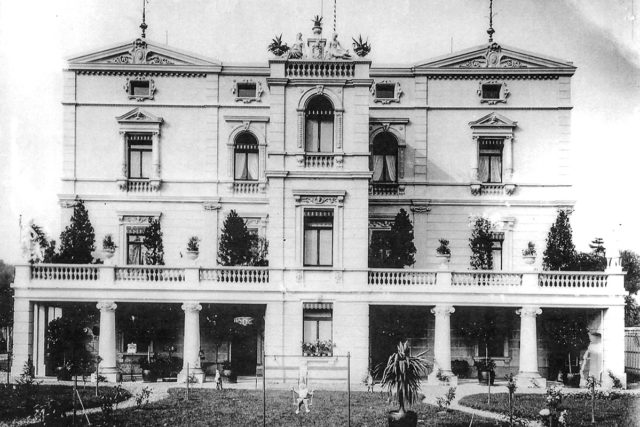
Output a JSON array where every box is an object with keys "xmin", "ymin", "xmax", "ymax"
[
  {"xmin": 298, "ymin": 153, "xmax": 343, "ymax": 169},
  {"xmin": 470, "ymin": 183, "xmax": 515, "ymax": 196},
  {"xmin": 232, "ymin": 181, "xmax": 265, "ymax": 194},
  {"xmin": 117, "ymin": 178, "xmax": 161, "ymax": 192}
]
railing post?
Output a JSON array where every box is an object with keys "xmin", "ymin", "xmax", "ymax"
[
  {"xmin": 184, "ymin": 266, "xmax": 200, "ymax": 285},
  {"xmin": 435, "ymin": 270, "xmax": 452, "ymax": 290},
  {"xmin": 98, "ymin": 265, "xmax": 115, "ymax": 287},
  {"xmin": 13, "ymin": 264, "xmax": 31, "ymax": 286},
  {"xmin": 522, "ymin": 272, "xmax": 539, "ymax": 293}
]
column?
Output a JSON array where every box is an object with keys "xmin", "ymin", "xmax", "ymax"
[
  {"xmin": 35, "ymin": 304, "xmax": 47, "ymax": 376},
  {"xmin": 428, "ymin": 305, "xmax": 456, "ymax": 385},
  {"xmin": 96, "ymin": 301, "xmax": 119, "ymax": 382},
  {"xmin": 516, "ymin": 306, "xmax": 546, "ymax": 388},
  {"xmin": 602, "ymin": 305, "xmax": 626, "ymax": 388},
  {"xmin": 10, "ymin": 299, "xmax": 33, "ymax": 379},
  {"xmin": 178, "ymin": 303, "xmax": 205, "ymax": 383},
  {"xmin": 119, "ymin": 131, "xmax": 127, "ymax": 179}
]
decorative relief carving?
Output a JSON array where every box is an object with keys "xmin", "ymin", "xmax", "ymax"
[
  {"xmin": 300, "ymin": 196, "xmax": 338, "ymax": 205},
  {"xmin": 106, "ymin": 39, "xmax": 177, "ymax": 65},
  {"xmin": 334, "ymin": 270, "xmax": 343, "ymax": 284},
  {"xmin": 59, "ymin": 200, "xmax": 77, "ymax": 209},
  {"xmin": 410, "ymin": 205, "xmax": 431, "ymax": 213},
  {"xmin": 371, "ymin": 81, "xmax": 403, "ymax": 104},
  {"xmin": 369, "ymin": 219, "xmax": 394, "ymax": 229},
  {"xmin": 431, "ymin": 305, "xmax": 455, "ymax": 317},
  {"xmin": 181, "ymin": 303, "xmax": 203, "ymax": 313},
  {"xmin": 118, "ymin": 215, "xmax": 154, "ymax": 224},
  {"xmin": 457, "ymin": 43, "xmax": 527, "ymax": 69},
  {"xmin": 477, "ymin": 81, "xmax": 509, "ymax": 105},
  {"xmin": 124, "ymin": 77, "xmax": 156, "ymax": 101},
  {"xmin": 203, "ymin": 202, "xmax": 222, "ymax": 211}
]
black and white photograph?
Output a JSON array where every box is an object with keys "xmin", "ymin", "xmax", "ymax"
[{"xmin": 0, "ymin": 0, "xmax": 639, "ymax": 425}]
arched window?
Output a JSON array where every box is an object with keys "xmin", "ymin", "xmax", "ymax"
[
  {"xmin": 371, "ymin": 132, "xmax": 398, "ymax": 183},
  {"xmin": 305, "ymin": 96, "xmax": 334, "ymax": 153},
  {"xmin": 234, "ymin": 132, "xmax": 259, "ymax": 181}
]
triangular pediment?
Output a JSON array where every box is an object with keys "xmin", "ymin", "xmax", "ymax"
[
  {"xmin": 415, "ymin": 43, "xmax": 575, "ymax": 72},
  {"xmin": 68, "ymin": 39, "xmax": 221, "ymax": 68},
  {"xmin": 116, "ymin": 108, "xmax": 163, "ymax": 124},
  {"xmin": 469, "ymin": 112, "xmax": 517, "ymax": 128}
]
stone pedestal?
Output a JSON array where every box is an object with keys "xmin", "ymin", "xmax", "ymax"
[
  {"xmin": 178, "ymin": 303, "xmax": 205, "ymax": 383},
  {"xmin": 97, "ymin": 301, "xmax": 119, "ymax": 382},
  {"xmin": 428, "ymin": 305, "xmax": 457, "ymax": 385},
  {"xmin": 515, "ymin": 306, "xmax": 546, "ymax": 388}
]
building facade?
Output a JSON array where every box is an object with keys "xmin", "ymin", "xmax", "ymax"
[{"xmin": 11, "ymin": 19, "xmax": 627, "ymax": 388}]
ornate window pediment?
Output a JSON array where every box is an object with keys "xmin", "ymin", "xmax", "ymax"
[{"xmin": 371, "ymin": 81, "xmax": 402, "ymax": 104}]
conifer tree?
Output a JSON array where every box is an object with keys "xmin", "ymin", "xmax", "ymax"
[
  {"xmin": 469, "ymin": 217, "xmax": 493, "ymax": 270},
  {"xmin": 543, "ymin": 210, "xmax": 576, "ymax": 270},
  {"xmin": 143, "ymin": 219, "xmax": 164, "ymax": 265},
  {"xmin": 387, "ymin": 209, "xmax": 416, "ymax": 268},
  {"xmin": 218, "ymin": 210, "xmax": 255, "ymax": 266},
  {"xmin": 57, "ymin": 199, "xmax": 95, "ymax": 264}
]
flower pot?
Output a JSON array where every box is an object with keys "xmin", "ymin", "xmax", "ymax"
[
  {"xmin": 522, "ymin": 255, "xmax": 535, "ymax": 265},
  {"xmin": 103, "ymin": 248, "xmax": 115, "ymax": 259},
  {"xmin": 222, "ymin": 369, "xmax": 237, "ymax": 383},
  {"xmin": 435, "ymin": 254, "xmax": 451, "ymax": 269},
  {"xmin": 564, "ymin": 372, "xmax": 580, "ymax": 387},
  {"xmin": 387, "ymin": 410, "xmax": 418, "ymax": 427},
  {"xmin": 185, "ymin": 250, "xmax": 199, "ymax": 261},
  {"xmin": 142, "ymin": 369, "xmax": 157, "ymax": 383},
  {"xmin": 478, "ymin": 370, "xmax": 495, "ymax": 385}
]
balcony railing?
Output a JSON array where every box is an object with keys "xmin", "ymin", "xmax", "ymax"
[
  {"xmin": 285, "ymin": 61, "xmax": 355, "ymax": 78},
  {"xmin": 16, "ymin": 264, "xmax": 624, "ymax": 298},
  {"xmin": 304, "ymin": 154, "xmax": 334, "ymax": 168}
]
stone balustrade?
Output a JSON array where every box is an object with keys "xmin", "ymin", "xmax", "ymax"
[
  {"xmin": 233, "ymin": 182, "xmax": 261, "ymax": 194},
  {"xmin": 15, "ymin": 264, "xmax": 624, "ymax": 298},
  {"xmin": 285, "ymin": 61, "xmax": 355, "ymax": 78},
  {"xmin": 304, "ymin": 154, "xmax": 335, "ymax": 168},
  {"xmin": 126, "ymin": 179, "xmax": 153, "ymax": 192}
]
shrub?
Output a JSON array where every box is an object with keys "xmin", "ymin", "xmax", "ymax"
[
  {"xmin": 135, "ymin": 386, "xmax": 153, "ymax": 409},
  {"xmin": 451, "ymin": 360, "xmax": 469, "ymax": 378},
  {"xmin": 186, "ymin": 236, "xmax": 200, "ymax": 252},
  {"xmin": 57, "ymin": 199, "xmax": 96, "ymax": 264},
  {"xmin": 436, "ymin": 387, "xmax": 456, "ymax": 412}
]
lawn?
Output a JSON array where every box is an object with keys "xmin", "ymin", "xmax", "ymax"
[
  {"xmin": 73, "ymin": 388, "xmax": 508, "ymax": 426},
  {"xmin": 0, "ymin": 383, "xmax": 131, "ymax": 421},
  {"xmin": 459, "ymin": 392, "xmax": 640, "ymax": 426}
]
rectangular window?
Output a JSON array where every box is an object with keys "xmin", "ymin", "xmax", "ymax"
[
  {"xmin": 130, "ymin": 80, "xmax": 151, "ymax": 97},
  {"xmin": 375, "ymin": 83, "xmax": 395, "ymax": 99},
  {"xmin": 481, "ymin": 84, "xmax": 502, "ymax": 100},
  {"xmin": 303, "ymin": 304, "xmax": 333, "ymax": 356},
  {"xmin": 234, "ymin": 151, "xmax": 259, "ymax": 180},
  {"xmin": 304, "ymin": 210, "xmax": 333, "ymax": 266},
  {"xmin": 305, "ymin": 119, "xmax": 334, "ymax": 152},
  {"xmin": 237, "ymin": 83, "xmax": 257, "ymax": 98},
  {"xmin": 478, "ymin": 139, "xmax": 503, "ymax": 183},
  {"xmin": 126, "ymin": 231, "xmax": 147, "ymax": 265},
  {"xmin": 127, "ymin": 134, "xmax": 152, "ymax": 179}
]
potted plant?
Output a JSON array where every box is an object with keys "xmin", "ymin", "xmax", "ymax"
[
  {"xmin": 311, "ymin": 15, "xmax": 323, "ymax": 35},
  {"xmin": 185, "ymin": 236, "xmax": 199, "ymax": 260},
  {"xmin": 318, "ymin": 340, "xmax": 333, "ymax": 357},
  {"xmin": 522, "ymin": 241, "xmax": 536, "ymax": 264},
  {"xmin": 102, "ymin": 235, "xmax": 116, "ymax": 259},
  {"xmin": 473, "ymin": 357, "xmax": 496, "ymax": 385},
  {"xmin": 139, "ymin": 356, "xmax": 157, "ymax": 383},
  {"xmin": 352, "ymin": 35, "xmax": 372, "ymax": 57},
  {"xmin": 222, "ymin": 361, "xmax": 237, "ymax": 383},
  {"xmin": 267, "ymin": 34, "xmax": 289, "ymax": 57},
  {"xmin": 435, "ymin": 238, "xmax": 451, "ymax": 267},
  {"xmin": 380, "ymin": 341, "xmax": 429, "ymax": 427},
  {"xmin": 302, "ymin": 341, "xmax": 316, "ymax": 357}
]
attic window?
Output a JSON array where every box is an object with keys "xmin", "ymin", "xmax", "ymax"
[
  {"xmin": 478, "ymin": 81, "xmax": 509, "ymax": 104},
  {"xmin": 375, "ymin": 84, "xmax": 395, "ymax": 99},
  {"xmin": 237, "ymin": 83, "xmax": 257, "ymax": 98},
  {"xmin": 125, "ymin": 78, "xmax": 156, "ymax": 101}
]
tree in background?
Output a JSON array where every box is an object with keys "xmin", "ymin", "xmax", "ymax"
[
  {"xmin": 249, "ymin": 236, "xmax": 269, "ymax": 266},
  {"xmin": 543, "ymin": 210, "xmax": 576, "ymax": 270},
  {"xmin": 469, "ymin": 217, "xmax": 493, "ymax": 270},
  {"xmin": 143, "ymin": 219, "xmax": 164, "ymax": 265},
  {"xmin": 589, "ymin": 237, "xmax": 606, "ymax": 257},
  {"xmin": 218, "ymin": 210, "xmax": 255, "ymax": 266},
  {"xmin": 56, "ymin": 199, "xmax": 95, "ymax": 264},
  {"xmin": 621, "ymin": 250, "xmax": 640, "ymax": 326},
  {"xmin": 25, "ymin": 222, "xmax": 57, "ymax": 263},
  {"xmin": 387, "ymin": 209, "xmax": 416, "ymax": 268}
]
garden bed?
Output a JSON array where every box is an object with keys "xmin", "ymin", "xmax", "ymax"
[
  {"xmin": 459, "ymin": 392, "xmax": 640, "ymax": 426},
  {"xmin": 65, "ymin": 388, "xmax": 508, "ymax": 426},
  {"xmin": 0, "ymin": 383, "xmax": 131, "ymax": 421}
]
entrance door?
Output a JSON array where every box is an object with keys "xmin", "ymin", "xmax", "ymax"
[{"xmin": 233, "ymin": 334, "xmax": 258, "ymax": 375}]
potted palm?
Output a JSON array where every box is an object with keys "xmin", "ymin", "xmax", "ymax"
[
  {"xmin": 267, "ymin": 34, "xmax": 289, "ymax": 57},
  {"xmin": 380, "ymin": 341, "xmax": 429, "ymax": 427},
  {"xmin": 522, "ymin": 241, "xmax": 536, "ymax": 265},
  {"xmin": 474, "ymin": 357, "xmax": 496, "ymax": 385},
  {"xmin": 185, "ymin": 236, "xmax": 199, "ymax": 261},
  {"xmin": 435, "ymin": 238, "xmax": 451, "ymax": 268},
  {"xmin": 352, "ymin": 35, "xmax": 372, "ymax": 57}
]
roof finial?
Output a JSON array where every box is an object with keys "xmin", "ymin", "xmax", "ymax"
[
  {"xmin": 333, "ymin": 0, "xmax": 337, "ymax": 33},
  {"xmin": 487, "ymin": 0, "xmax": 495, "ymax": 43},
  {"xmin": 140, "ymin": 0, "xmax": 148, "ymax": 39}
]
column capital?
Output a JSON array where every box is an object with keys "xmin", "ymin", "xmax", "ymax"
[
  {"xmin": 181, "ymin": 302, "xmax": 202, "ymax": 313},
  {"xmin": 96, "ymin": 301, "xmax": 117, "ymax": 312},
  {"xmin": 431, "ymin": 305, "xmax": 455, "ymax": 317},
  {"xmin": 516, "ymin": 306, "xmax": 542, "ymax": 318}
]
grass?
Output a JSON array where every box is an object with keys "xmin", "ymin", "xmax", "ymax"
[
  {"xmin": 0, "ymin": 383, "xmax": 131, "ymax": 421},
  {"xmin": 459, "ymin": 392, "xmax": 640, "ymax": 426},
  {"xmin": 74, "ymin": 388, "xmax": 508, "ymax": 426}
]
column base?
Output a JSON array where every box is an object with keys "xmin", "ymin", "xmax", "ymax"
[
  {"xmin": 178, "ymin": 367, "xmax": 205, "ymax": 384},
  {"xmin": 427, "ymin": 371, "xmax": 458, "ymax": 387},
  {"xmin": 601, "ymin": 372, "xmax": 627, "ymax": 389},
  {"xmin": 515, "ymin": 372, "xmax": 546, "ymax": 389},
  {"xmin": 94, "ymin": 367, "xmax": 121, "ymax": 383}
]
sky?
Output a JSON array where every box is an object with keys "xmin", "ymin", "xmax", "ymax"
[{"xmin": 0, "ymin": 0, "xmax": 639, "ymax": 264}]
